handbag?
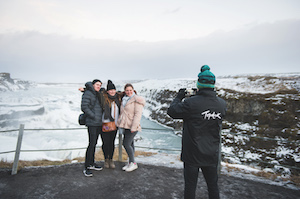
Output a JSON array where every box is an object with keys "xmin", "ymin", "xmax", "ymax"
[
  {"xmin": 102, "ymin": 121, "xmax": 117, "ymax": 132},
  {"xmin": 102, "ymin": 102, "xmax": 117, "ymax": 132},
  {"xmin": 78, "ymin": 113, "xmax": 87, "ymax": 125}
]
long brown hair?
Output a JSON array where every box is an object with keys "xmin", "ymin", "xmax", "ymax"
[
  {"xmin": 124, "ymin": 83, "xmax": 137, "ymax": 94},
  {"xmin": 103, "ymin": 91, "xmax": 121, "ymax": 108}
]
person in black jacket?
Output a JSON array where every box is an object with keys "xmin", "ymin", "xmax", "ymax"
[
  {"xmin": 81, "ymin": 79, "xmax": 104, "ymax": 177},
  {"xmin": 101, "ymin": 80, "xmax": 122, "ymax": 169},
  {"xmin": 167, "ymin": 65, "xmax": 226, "ymax": 199}
]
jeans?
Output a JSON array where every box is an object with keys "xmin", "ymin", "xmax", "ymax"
[
  {"xmin": 85, "ymin": 126, "xmax": 101, "ymax": 168},
  {"xmin": 122, "ymin": 129, "xmax": 138, "ymax": 163},
  {"xmin": 184, "ymin": 162, "xmax": 220, "ymax": 199},
  {"xmin": 100, "ymin": 130, "xmax": 117, "ymax": 159}
]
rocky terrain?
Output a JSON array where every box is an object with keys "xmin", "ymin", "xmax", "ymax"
[
  {"xmin": 0, "ymin": 73, "xmax": 35, "ymax": 91},
  {"xmin": 134, "ymin": 74, "xmax": 300, "ymax": 178}
]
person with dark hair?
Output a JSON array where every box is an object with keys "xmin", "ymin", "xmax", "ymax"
[
  {"xmin": 117, "ymin": 83, "xmax": 145, "ymax": 172},
  {"xmin": 81, "ymin": 79, "xmax": 104, "ymax": 177},
  {"xmin": 101, "ymin": 80, "xmax": 122, "ymax": 169},
  {"xmin": 167, "ymin": 65, "xmax": 226, "ymax": 199}
]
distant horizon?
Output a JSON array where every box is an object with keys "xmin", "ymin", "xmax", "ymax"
[{"xmin": 1, "ymin": 71, "xmax": 300, "ymax": 84}]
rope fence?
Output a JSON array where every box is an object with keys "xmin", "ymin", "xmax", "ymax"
[
  {"xmin": 0, "ymin": 127, "xmax": 170, "ymax": 133},
  {"xmin": 0, "ymin": 125, "xmax": 299, "ymax": 175},
  {"xmin": 1, "ymin": 127, "xmax": 297, "ymax": 142}
]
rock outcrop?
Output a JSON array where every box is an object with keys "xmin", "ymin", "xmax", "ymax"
[
  {"xmin": 138, "ymin": 75, "xmax": 300, "ymax": 177},
  {"xmin": 0, "ymin": 73, "xmax": 35, "ymax": 91}
]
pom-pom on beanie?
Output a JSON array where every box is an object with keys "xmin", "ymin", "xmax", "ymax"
[
  {"xmin": 107, "ymin": 80, "xmax": 116, "ymax": 91},
  {"xmin": 196, "ymin": 65, "xmax": 215, "ymax": 89}
]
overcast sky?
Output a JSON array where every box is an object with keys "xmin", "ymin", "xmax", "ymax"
[{"xmin": 0, "ymin": 0, "xmax": 299, "ymax": 83}]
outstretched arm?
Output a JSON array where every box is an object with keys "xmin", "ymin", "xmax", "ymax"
[{"xmin": 167, "ymin": 89, "xmax": 190, "ymax": 119}]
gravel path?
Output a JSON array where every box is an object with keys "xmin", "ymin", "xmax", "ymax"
[{"xmin": 0, "ymin": 162, "xmax": 299, "ymax": 199}]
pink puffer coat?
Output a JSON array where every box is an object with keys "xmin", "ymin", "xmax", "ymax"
[{"xmin": 117, "ymin": 95, "xmax": 146, "ymax": 132}]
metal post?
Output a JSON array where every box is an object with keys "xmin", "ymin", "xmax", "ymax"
[
  {"xmin": 12, "ymin": 124, "xmax": 25, "ymax": 175},
  {"xmin": 118, "ymin": 133, "xmax": 123, "ymax": 162}
]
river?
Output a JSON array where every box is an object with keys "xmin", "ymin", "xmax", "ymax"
[{"xmin": 0, "ymin": 83, "xmax": 181, "ymax": 161}]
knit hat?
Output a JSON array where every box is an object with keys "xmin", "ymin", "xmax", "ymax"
[
  {"xmin": 92, "ymin": 79, "xmax": 102, "ymax": 85},
  {"xmin": 107, "ymin": 80, "xmax": 116, "ymax": 91},
  {"xmin": 196, "ymin": 65, "xmax": 215, "ymax": 89}
]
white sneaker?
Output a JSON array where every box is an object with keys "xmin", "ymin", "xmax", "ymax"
[
  {"xmin": 87, "ymin": 164, "xmax": 103, "ymax": 171},
  {"xmin": 83, "ymin": 169, "xmax": 93, "ymax": 177},
  {"xmin": 122, "ymin": 163, "xmax": 129, "ymax": 171},
  {"xmin": 125, "ymin": 162, "xmax": 138, "ymax": 172}
]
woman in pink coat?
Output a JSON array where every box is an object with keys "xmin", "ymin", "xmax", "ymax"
[{"xmin": 117, "ymin": 83, "xmax": 145, "ymax": 172}]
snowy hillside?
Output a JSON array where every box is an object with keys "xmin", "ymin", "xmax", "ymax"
[
  {"xmin": 132, "ymin": 73, "xmax": 300, "ymax": 94},
  {"xmin": 0, "ymin": 72, "xmax": 299, "ymax": 186},
  {"xmin": 130, "ymin": 73, "xmax": 300, "ymax": 179}
]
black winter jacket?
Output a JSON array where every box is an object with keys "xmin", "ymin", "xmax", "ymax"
[
  {"xmin": 167, "ymin": 89, "xmax": 226, "ymax": 167},
  {"xmin": 81, "ymin": 82, "xmax": 103, "ymax": 127}
]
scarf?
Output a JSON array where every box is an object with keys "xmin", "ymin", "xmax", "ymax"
[
  {"xmin": 103, "ymin": 93, "xmax": 121, "ymax": 120},
  {"xmin": 122, "ymin": 93, "xmax": 135, "ymax": 107}
]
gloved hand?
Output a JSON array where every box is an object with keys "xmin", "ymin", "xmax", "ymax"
[{"xmin": 176, "ymin": 88, "xmax": 186, "ymax": 100}]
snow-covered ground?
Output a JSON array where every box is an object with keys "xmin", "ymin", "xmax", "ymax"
[{"xmin": 0, "ymin": 73, "xmax": 299, "ymax": 190}]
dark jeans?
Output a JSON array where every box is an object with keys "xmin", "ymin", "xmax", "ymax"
[
  {"xmin": 122, "ymin": 129, "xmax": 138, "ymax": 163},
  {"xmin": 85, "ymin": 126, "xmax": 101, "ymax": 168},
  {"xmin": 184, "ymin": 162, "xmax": 220, "ymax": 199},
  {"xmin": 100, "ymin": 130, "xmax": 117, "ymax": 159}
]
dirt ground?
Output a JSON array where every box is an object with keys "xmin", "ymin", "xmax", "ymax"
[{"xmin": 0, "ymin": 161, "xmax": 299, "ymax": 199}]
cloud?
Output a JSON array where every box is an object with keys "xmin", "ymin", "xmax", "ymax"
[
  {"xmin": 0, "ymin": 19, "xmax": 299, "ymax": 83},
  {"xmin": 164, "ymin": 7, "xmax": 181, "ymax": 14}
]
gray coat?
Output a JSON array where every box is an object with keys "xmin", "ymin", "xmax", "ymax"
[{"xmin": 81, "ymin": 82, "xmax": 103, "ymax": 127}]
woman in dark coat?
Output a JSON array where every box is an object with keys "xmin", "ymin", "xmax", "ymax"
[{"xmin": 101, "ymin": 80, "xmax": 122, "ymax": 169}]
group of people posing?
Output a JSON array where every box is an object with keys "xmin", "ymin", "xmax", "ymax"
[
  {"xmin": 80, "ymin": 65, "xmax": 226, "ymax": 199},
  {"xmin": 80, "ymin": 80, "xmax": 145, "ymax": 177}
]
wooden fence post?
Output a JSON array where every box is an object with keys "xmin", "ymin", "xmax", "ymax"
[
  {"xmin": 11, "ymin": 124, "xmax": 25, "ymax": 175},
  {"xmin": 118, "ymin": 133, "xmax": 123, "ymax": 162}
]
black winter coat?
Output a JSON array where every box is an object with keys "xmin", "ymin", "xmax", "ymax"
[
  {"xmin": 81, "ymin": 82, "xmax": 103, "ymax": 127},
  {"xmin": 167, "ymin": 89, "xmax": 226, "ymax": 167}
]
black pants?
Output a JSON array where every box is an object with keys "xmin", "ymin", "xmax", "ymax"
[
  {"xmin": 85, "ymin": 126, "xmax": 101, "ymax": 168},
  {"xmin": 100, "ymin": 130, "xmax": 117, "ymax": 159},
  {"xmin": 184, "ymin": 162, "xmax": 220, "ymax": 199}
]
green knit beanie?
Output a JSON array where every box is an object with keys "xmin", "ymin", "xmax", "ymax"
[{"xmin": 196, "ymin": 65, "xmax": 215, "ymax": 89}]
